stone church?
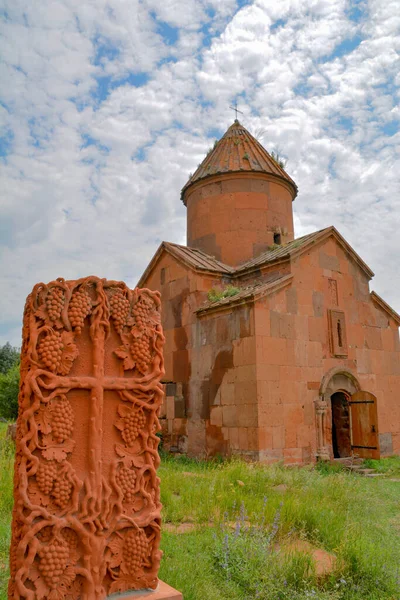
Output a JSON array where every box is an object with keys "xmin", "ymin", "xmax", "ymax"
[{"xmin": 138, "ymin": 120, "xmax": 400, "ymax": 464}]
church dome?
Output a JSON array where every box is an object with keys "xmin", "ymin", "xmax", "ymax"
[{"xmin": 181, "ymin": 120, "xmax": 298, "ymax": 205}]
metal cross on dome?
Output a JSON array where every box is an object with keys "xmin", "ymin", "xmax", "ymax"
[{"xmin": 229, "ymin": 99, "xmax": 244, "ymax": 121}]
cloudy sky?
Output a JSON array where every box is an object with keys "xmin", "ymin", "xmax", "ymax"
[{"xmin": 1, "ymin": 0, "xmax": 399, "ymax": 346}]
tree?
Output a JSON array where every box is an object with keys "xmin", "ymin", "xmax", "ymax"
[
  {"xmin": 0, "ymin": 342, "xmax": 20, "ymax": 374},
  {"xmin": 0, "ymin": 361, "xmax": 20, "ymax": 420}
]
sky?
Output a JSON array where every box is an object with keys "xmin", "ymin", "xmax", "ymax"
[{"xmin": 0, "ymin": 0, "xmax": 399, "ymax": 347}]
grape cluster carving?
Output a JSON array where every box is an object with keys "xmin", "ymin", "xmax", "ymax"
[
  {"xmin": 46, "ymin": 287, "xmax": 65, "ymax": 323},
  {"xmin": 123, "ymin": 530, "xmax": 148, "ymax": 574},
  {"xmin": 38, "ymin": 537, "xmax": 69, "ymax": 589},
  {"xmin": 50, "ymin": 398, "xmax": 74, "ymax": 443},
  {"xmin": 37, "ymin": 331, "xmax": 63, "ymax": 372},
  {"xmin": 10, "ymin": 278, "xmax": 164, "ymax": 598},
  {"xmin": 36, "ymin": 461, "xmax": 57, "ymax": 495},
  {"xmin": 52, "ymin": 476, "xmax": 73, "ymax": 508},
  {"xmin": 68, "ymin": 288, "xmax": 92, "ymax": 334},
  {"xmin": 61, "ymin": 528, "xmax": 78, "ymax": 550},
  {"xmin": 133, "ymin": 296, "xmax": 154, "ymax": 329},
  {"xmin": 130, "ymin": 335, "xmax": 152, "ymax": 374},
  {"xmin": 116, "ymin": 466, "xmax": 137, "ymax": 502},
  {"xmin": 121, "ymin": 409, "xmax": 146, "ymax": 445},
  {"xmin": 110, "ymin": 292, "xmax": 130, "ymax": 333}
]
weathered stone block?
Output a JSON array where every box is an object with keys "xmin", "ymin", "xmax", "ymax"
[
  {"xmin": 379, "ymin": 432, "xmax": 393, "ymax": 455},
  {"xmin": 319, "ymin": 252, "xmax": 340, "ymax": 272},
  {"xmin": 312, "ymin": 291, "xmax": 324, "ymax": 318}
]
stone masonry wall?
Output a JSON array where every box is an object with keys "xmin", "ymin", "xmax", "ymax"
[
  {"xmin": 254, "ymin": 235, "xmax": 400, "ymax": 463},
  {"xmin": 143, "ymin": 252, "xmax": 227, "ymax": 455},
  {"xmin": 193, "ymin": 304, "xmax": 258, "ymax": 458},
  {"xmin": 186, "ymin": 174, "xmax": 295, "ymax": 266}
]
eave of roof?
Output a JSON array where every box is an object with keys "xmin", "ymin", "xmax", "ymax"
[
  {"xmin": 234, "ymin": 226, "xmax": 374, "ymax": 280},
  {"xmin": 371, "ymin": 291, "xmax": 400, "ymax": 325},
  {"xmin": 137, "ymin": 241, "xmax": 234, "ymax": 288},
  {"xmin": 196, "ymin": 274, "xmax": 293, "ymax": 316},
  {"xmin": 138, "ymin": 227, "xmax": 375, "ymax": 289}
]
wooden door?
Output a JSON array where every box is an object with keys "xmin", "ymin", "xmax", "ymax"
[{"xmin": 349, "ymin": 391, "xmax": 380, "ymax": 459}]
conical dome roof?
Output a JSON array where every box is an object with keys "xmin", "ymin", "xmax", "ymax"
[{"xmin": 181, "ymin": 120, "xmax": 298, "ymax": 204}]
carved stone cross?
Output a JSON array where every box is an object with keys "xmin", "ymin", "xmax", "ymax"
[{"xmin": 9, "ymin": 277, "xmax": 167, "ymax": 600}]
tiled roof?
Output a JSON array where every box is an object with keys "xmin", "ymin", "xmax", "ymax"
[
  {"xmin": 234, "ymin": 226, "xmax": 374, "ymax": 279},
  {"xmin": 196, "ymin": 274, "xmax": 293, "ymax": 315},
  {"xmin": 235, "ymin": 229, "xmax": 328, "ymax": 273},
  {"xmin": 181, "ymin": 120, "xmax": 298, "ymax": 203},
  {"xmin": 163, "ymin": 242, "xmax": 234, "ymax": 274},
  {"xmin": 136, "ymin": 241, "xmax": 234, "ymax": 287},
  {"xmin": 138, "ymin": 226, "xmax": 374, "ymax": 288}
]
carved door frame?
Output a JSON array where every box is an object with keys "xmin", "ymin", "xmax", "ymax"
[{"xmin": 315, "ymin": 367, "xmax": 361, "ymax": 460}]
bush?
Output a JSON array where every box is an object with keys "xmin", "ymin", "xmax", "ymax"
[
  {"xmin": 0, "ymin": 342, "xmax": 19, "ymax": 375},
  {"xmin": 0, "ymin": 362, "xmax": 20, "ymax": 420}
]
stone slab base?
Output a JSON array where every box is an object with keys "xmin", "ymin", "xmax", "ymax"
[{"xmin": 107, "ymin": 581, "xmax": 183, "ymax": 599}]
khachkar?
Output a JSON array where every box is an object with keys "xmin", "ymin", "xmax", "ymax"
[{"xmin": 9, "ymin": 277, "xmax": 180, "ymax": 600}]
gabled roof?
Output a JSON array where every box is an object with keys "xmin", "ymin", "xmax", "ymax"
[
  {"xmin": 138, "ymin": 226, "xmax": 375, "ymax": 288},
  {"xmin": 371, "ymin": 291, "xmax": 400, "ymax": 325},
  {"xmin": 235, "ymin": 226, "xmax": 374, "ymax": 280},
  {"xmin": 163, "ymin": 242, "xmax": 234, "ymax": 274},
  {"xmin": 181, "ymin": 120, "xmax": 298, "ymax": 203},
  {"xmin": 137, "ymin": 241, "xmax": 234, "ymax": 287},
  {"xmin": 196, "ymin": 274, "xmax": 293, "ymax": 316}
]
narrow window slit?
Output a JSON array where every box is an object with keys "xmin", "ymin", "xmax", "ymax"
[{"xmin": 337, "ymin": 319, "xmax": 343, "ymax": 348}]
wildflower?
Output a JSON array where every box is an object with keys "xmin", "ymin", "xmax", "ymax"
[{"xmin": 234, "ymin": 521, "xmax": 240, "ymax": 537}]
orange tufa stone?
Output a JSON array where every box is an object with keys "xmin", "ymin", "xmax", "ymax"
[
  {"xmin": 8, "ymin": 277, "xmax": 182, "ymax": 600},
  {"xmin": 138, "ymin": 120, "xmax": 400, "ymax": 465}
]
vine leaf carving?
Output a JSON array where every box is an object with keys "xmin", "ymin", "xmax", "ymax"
[
  {"xmin": 31, "ymin": 564, "xmax": 76, "ymax": 600},
  {"xmin": 117, "ymin": 403, "xmax": 131, "ymax": 418},
  {"xmin": 30, "ymin": 565, "xmax": 49, "ymax": 600},
  {"xmin": 114, "ymin": 444, "xmax": 146, "ymax": 464},
  {"xmin": 58, "ymin": 332, "xmax": 79, "ymax": 375},
  {"xmin": 147, "ymin": 310, "xmax": 161, "ymax": 328},
  {"xmin": 41, "ymin": 438, "xmax": 75, "ymax": 461},
  {"xmin": 34, "ymin": 306, "xmax": 64, "ymax": 330},
  {"xmin": 108, "ymin": 538, "xmax": 123, "ymax": 569},
  {"xmin": 109, "ymin": 576, "xmax": 138, "ymax": 595},
  {"xmin": 28, "ymin": 482, "xmax": 51, "ymax": 507},
  {"xmin": 114, "ymin": 345, "xmax": 136, "ymax": 371},
  {"xmin": 36, "ymin": 406, "xmax": 52, "ymax": 435}
]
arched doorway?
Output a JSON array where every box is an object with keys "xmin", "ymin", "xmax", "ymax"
[
  {"xmin": 331, "ymin": 391, "xmax": 351, "ymax": 458},
  {"xmin": 315, "ymin": 368, "xmax": 380, "ymax": 460}
]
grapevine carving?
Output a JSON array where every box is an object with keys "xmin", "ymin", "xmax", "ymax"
[{"xmin": 9, "ymin": 277, "xmax": 165, "ymax": 599}]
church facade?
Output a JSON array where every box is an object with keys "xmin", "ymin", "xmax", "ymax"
[{"xmin": 138, "ymin": 120, "xmax": 400, "ymax": 463}]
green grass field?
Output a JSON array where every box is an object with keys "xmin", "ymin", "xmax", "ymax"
[{"xmin": 1, "ymin": 422, "xmax": 400, "ymax": 599}]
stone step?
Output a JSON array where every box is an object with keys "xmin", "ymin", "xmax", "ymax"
[{"xmin": 334, "ymin": 458, "xmax": 363, "ymax": 466}]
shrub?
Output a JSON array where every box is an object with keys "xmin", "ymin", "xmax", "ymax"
[{"xmin": 0, "ymin": 362, "xmax": 20, "ymax": 420}]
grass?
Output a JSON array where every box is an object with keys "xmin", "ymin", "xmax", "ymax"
[
  {"xmin": 0, "ymin": 423, "xmax": 13, "ymax": 599},
  {"xmin": 207, "ymin": 285, "xmax": 240, "ymax": 303},
  {"xmin": 158, "ymin": 453, "xmax": 400, "ymax": 599},
  {"xmin": 363, "ymin": 455, "xmax": 400, "ymax": 476},
  {"xmin": 1, "ymin": 434, "xmax": 400, "ymax": 599}
]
